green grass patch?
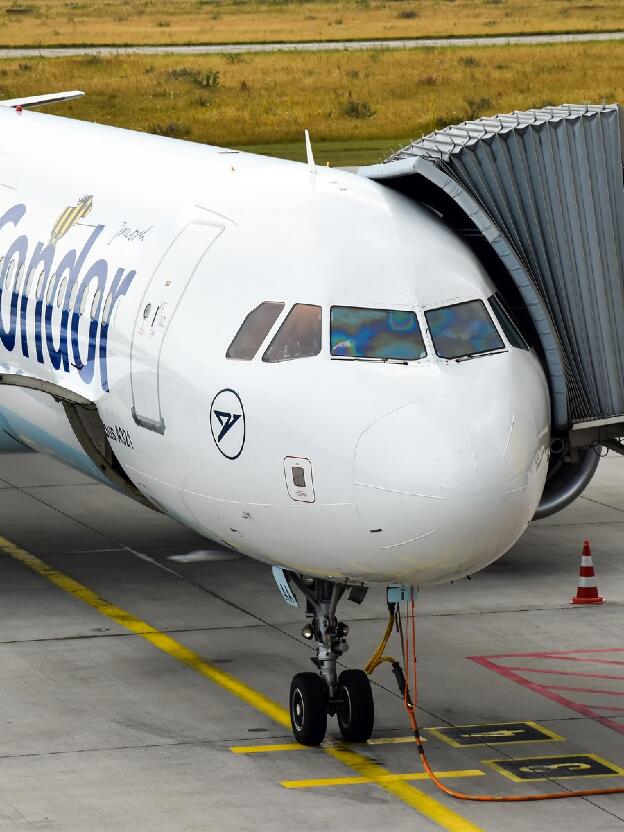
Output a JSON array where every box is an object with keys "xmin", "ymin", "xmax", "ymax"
[
  {"xmin": 0, "ymin": 42, "xmax": 620, "ymax": 148},
  {"xmin": 235, "ymin": 136, "xmax": 410, "ymax": 166},
  {"xmin": 0, "ymin": 0, "xmax": 622, "ymax": 48}
]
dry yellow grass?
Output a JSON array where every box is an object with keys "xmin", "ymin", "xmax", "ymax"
[
  {"xmin": 0, "ymin": 42, "xmax": 621, "ymax": 159},
  {"xmin": 0, "ymin": 0, "xmax": 622, "ymax": 47}
]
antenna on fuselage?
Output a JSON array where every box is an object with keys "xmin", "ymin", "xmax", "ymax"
[{"xmin": 305, "ymin": 129, "xmax": 316, "ymax": 175}]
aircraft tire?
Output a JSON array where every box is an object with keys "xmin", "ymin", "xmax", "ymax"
[
  {"xmin": 289, "ymin": 672, "xmax": 328, "ymax": 746},
  {"xmin": 336, "ymin": 669, "xmax": 374, "ymax": 742}
]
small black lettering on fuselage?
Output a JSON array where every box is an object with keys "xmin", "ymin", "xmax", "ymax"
[{"xmin": 105, "ymin": 423, "xmax": 134, "ymax": 449}]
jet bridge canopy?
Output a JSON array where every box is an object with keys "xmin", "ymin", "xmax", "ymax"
[{"xmin": 358, "ymin": 104, "xmax": 624, "ymax": 441}]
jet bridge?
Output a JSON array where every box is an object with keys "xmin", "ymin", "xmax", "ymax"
[{"xmin": 359, "ymin": 104, "xmax": 624, "ymax": 458}]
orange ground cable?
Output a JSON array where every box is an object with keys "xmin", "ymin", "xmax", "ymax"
[{"xmin": 370, "ymin": 596, "xmax": 624, "ymax": 803}]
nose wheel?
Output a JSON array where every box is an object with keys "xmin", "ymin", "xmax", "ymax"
[
  {"xmin": 290, "ymin": 672, "xmax": 327, "ymax": 745},
  {"xmin": 289, "ymin": 668, "xmax": 374, "ymax": 745},
  {"xmin": 336, "ymin": 669, "xmax": 374, "ymax": 742},
  {"xmin": 285, "ymin": 575, "xmax": 374, "ymax": 746}
]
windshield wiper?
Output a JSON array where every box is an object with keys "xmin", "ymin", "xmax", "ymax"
[
  {"xmin": 331, "ymin": 356, "xmax": 409, "ymax": 365},
  {"xmin": 455, "ymin": 348, "xmax": 507, "ymax": 363}
]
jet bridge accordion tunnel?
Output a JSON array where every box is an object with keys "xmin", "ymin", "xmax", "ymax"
[{"xmin": 358, "ymin": 104, "xmax": 624, "ymax": 518}]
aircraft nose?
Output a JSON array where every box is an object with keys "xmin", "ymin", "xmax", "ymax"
[{"xmin": 353, "ymin": 395, "xmax": 545, "ymax": 583}]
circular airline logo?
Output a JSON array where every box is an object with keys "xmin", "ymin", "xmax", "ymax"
[{"xmin": 210, "ymin": 388, "xmax": 245, "ymax": 460}]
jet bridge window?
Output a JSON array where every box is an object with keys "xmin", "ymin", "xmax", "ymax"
[
  {"xmin": 330, "ymin": 306, "xmax": 426, "ymax": 361},
  {"xmin": 425, "ymin": 299, "xmax": 504, "ymax": 360},
  {"xmin": 488, "ymin": 294, "xmax": 529, "ymax": 351},
  {"xmin": 263, "ymin": 304, "xmax": 322, "ymax": 363},
  {"xmin": 226, "ymin": 301, "xmax": 285, "ymax": 360}
]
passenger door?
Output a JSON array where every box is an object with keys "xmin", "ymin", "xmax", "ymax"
[{"xmin": 130, "ymin": 222, "xmax": 223, "ymax": 433}]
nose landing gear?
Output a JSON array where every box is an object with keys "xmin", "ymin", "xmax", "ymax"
[{"xmin": 287, "ymin": 575, "xmax": 373, "ymax": 746}]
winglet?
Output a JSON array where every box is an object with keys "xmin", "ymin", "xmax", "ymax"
[
  {"xmin": 305, "ymin": 129, "xmax": 315, "ymax": 174},
  {"xmin": 0, "ymin": 90, "xmax": 85, "ymax": 109}
]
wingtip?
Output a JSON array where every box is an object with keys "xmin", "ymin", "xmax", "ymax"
[{"xmin": 0, "ymin": 90, "xmax": 86, "ymax": 109}]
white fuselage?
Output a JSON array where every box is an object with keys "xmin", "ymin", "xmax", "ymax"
[{"xmin": 0, "ymin": 106, "xmax": 551, "ymax": 584}]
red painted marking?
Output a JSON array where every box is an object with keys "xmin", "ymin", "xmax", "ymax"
[
  {"xmin": 476, "ymin": 647, "xmax": 624, "ymax": 660},
  {"xmin": 537, "ymin": 684, "xmax": 624, "ymax": 696},
  {"xmin": 500, "ymin": 665, "xmax": 624, "ymax": 680},
  {"xmin": 470, "ymin": 649, "xmax": 624, "ymax": 736},
  {"xmin": 533, "ymin": 655, "xmax": 624, "ymax": 667},
  {"xmin": 590, "ymin": 705, "xmax": 624, "ymax": 713}
]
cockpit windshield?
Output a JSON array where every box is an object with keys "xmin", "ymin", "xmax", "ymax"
[
  {"xmin": 262, "ymin": 304, "xmax": 322, "ymax": 362},
  {"xmin": 488, "ymin": 294, "xmax": 529, "ymax": 351},
  {"xmin": 226, "ymin": 301, "xmax": 285, "ymax": 360},
  {"xmin": 330, "ymin": 306, "xmax": 426, "ymax": 361},
  {"xmin": 425, "ymin": 300, "xmax": 504, "ymax": 360}
]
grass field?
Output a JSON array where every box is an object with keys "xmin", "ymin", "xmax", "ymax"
[
  {"xmin": 235, "ymin": 137, "xmax": 412, "ymax": 165},
  {"xmin": 0, "ymin": 0, "xmax": 622, "ymax": 48},
  {"xmin": 0, "ymin": 41, "xmax": 621, "ymax": 164}
]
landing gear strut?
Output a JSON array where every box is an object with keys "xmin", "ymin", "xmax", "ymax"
[{"xmin": 287, "ymin": 575, "xmax": 374, "ymax": 746}]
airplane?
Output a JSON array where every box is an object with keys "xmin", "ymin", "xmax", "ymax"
[{"xmin": 0, "ymin": 91, "xmax": 614, "ymax": 747}]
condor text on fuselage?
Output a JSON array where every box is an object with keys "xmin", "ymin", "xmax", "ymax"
[{"xmin": 0, "ymin": 202, "xmax": 136, "ymax": 392}]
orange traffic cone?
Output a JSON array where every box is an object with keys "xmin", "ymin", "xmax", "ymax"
[{"xmin": 570, "ymin": 540, "xmax": 604, "ymax": 605}]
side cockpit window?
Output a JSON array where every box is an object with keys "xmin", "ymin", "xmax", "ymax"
[
  {"xmin": 425, "ymin": 299, "xmax": 504, "ymax": 359},
  {"xmin": 331, "ymin": 306, "xmax": 426, "ymax": 361},
  {"xmin": 263, "ymin": 304, "xmax": 322, "ymax": 363},
  {"xmin": 226, "ymin": 301, "xmax": 285, "ymax": 360},
  {"xmin": 488, "ymin": 294, "xmax": 529, "ymax": 351}
]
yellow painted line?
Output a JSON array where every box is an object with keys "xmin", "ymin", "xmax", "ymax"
[
  {"xmin": 282, "ymin": 769, "xmax": 485, "ymax": 789},
  {"xmin": 0, "ymin": 537, "xmax": 289, "ymax": 730},
  {"xmin": 231, "ymin": 742, "xmax": 307, "ymax": 754},
  {"xmin": 230, "ymin": 735, "xmax": 421, "ymax": 754},
  {"xmin": 1, "ymin": 535, "xmax": 485, "ymax": 832},
  {"xmin": 325, "ymin": 745, "xmax": 484, "ymax": 832},
  {"xmin": 367, "ymin": 735, "xmax": 426, "ymax": 746}
]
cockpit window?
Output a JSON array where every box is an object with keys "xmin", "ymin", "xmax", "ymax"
[
  {"xmin": 226, "ymin": 301, "xmax": 285, "ymax": 360},
  {"xmin": 425, "ymin": 300, "xmax": 504, "ymax": 359},
  {"xmin": 488, "ymin": 294, "xmax": 529, "ymax": 351},
  {"xmin": 330, "ymin": 306, "xmax": 426, "ymax": 361},
  {"xmin": 262, "ymin": 303, "xmax": 322, "ymax": 363}
]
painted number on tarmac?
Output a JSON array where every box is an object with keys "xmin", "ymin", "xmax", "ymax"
[
  {"xmin": 483, "ymin": 753, "xmax": 624, "ymax": 782},
  {"xmin": 426, "ymin": 721, "xmax": 563, "ymax": 747}
]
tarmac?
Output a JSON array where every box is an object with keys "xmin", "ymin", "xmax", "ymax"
[
  {"xmin": 0, "ymin": 30, "xmax": 623, "ymax": 59},
  {"xmin": 1, "ymin": 449, "xmax": 624, "ymax": 831}
]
